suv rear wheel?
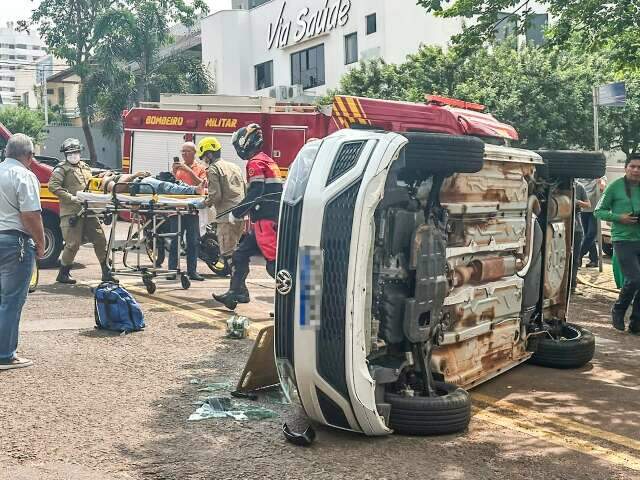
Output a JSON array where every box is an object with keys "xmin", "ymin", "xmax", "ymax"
[
  {"xmin": 535, "ymin": 150, "xmax": 606, "ymax": 180},
  {"xmin": 528, "ymin": 323, "xmax": 595, "ymax": 369},
  {"xmin": 385, "ymin": 382, "xmax": 471, "ymax": 435}
]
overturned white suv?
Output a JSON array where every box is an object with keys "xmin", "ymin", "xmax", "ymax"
[{"xmin": 274, "ymin": 96, "xmax": 606, "ymax": 436}]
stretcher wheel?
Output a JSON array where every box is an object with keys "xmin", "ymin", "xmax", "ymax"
[
  {"xmin": 181, "ymin": 274, "xmax": 191, "ymax": 290},
  {"xmin": 145, "ymin": 281, "xmax": 157, "ymax": 294}
]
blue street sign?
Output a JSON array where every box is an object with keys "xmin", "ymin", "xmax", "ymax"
[{"xmin": 598, "ymin": 82, "xmax": 626, "ymax": 107}]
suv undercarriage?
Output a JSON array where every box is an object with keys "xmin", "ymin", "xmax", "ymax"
[{"xmin": 275, "ymin": 128, "xmax": 605, "ymax": 436}]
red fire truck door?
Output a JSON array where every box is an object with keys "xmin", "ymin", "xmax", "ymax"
[{"xmin": 271, "ymin": 128, "xmax": 306, "ymax": 174}]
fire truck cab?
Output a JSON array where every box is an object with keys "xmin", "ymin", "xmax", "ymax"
[
  {"xmin": 122, "ymin": 95, "xmax": 333, "ymax": 176},
  {"xmin": 0, "ymin": 122, "xmax": 63, "ymax": 268}
]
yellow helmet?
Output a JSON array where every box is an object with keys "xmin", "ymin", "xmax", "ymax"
[{"xmin": 197, "ymin": 137, "xmax": 222, "ymax": 159}]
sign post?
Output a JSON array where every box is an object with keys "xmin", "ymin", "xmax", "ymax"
[{"xmin": 592, "ymin": 81, "xmax": 626, "ymax": 272}]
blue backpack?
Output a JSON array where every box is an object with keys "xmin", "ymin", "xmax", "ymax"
[{"xmin": 94, "ymin": 282, "xmax": 145, "ymax": 333}]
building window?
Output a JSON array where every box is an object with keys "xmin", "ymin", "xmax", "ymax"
[
  {"xmin": 366, "ymin": 13, "xmax": 377, "ymax": 35},
  {"xmin": 47, "ymin": 88, "xmax": 54, "ymax": 94},
  {"xmin": 344, "ymin": 33, "xmax": 358, "ymax": 65},
  {"xmin": 249, "ymin": 0, "xmax": 269, "ymax": 8},
  {"xmin": 58, "ymin": 87, "xmax": 65, "ymax": 106},
  {"xmin": 16, "ymin": 44, "xmax": 27, "ymax": 50},
  {"xmin": 291, "ymin": 44, "xmax": 325, "ymax": 90},
  {"xmin": 526, "ymin": 13, "xmax": 548, "ymax": 46},
  {"xmin": 494, "ymin": 12, "xmax": 518, "ymax": 42},
  {"xmin": 254, "ymin": 60, "xmax": 273, "ymax": 90}
]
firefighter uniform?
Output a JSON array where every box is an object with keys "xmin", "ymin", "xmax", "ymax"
[
  {"xmin": 204, "ymin": 159, "xmax": 246, "ymax": 256},
  {"xmin": 218, "ymin": 152, "xmax": 282, "ymax": 305},
  {"xmin": 48, "ymin": 161, "xmax": 108, "ymax": 271}
]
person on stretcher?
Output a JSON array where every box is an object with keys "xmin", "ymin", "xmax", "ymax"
[{"xmin": 97, "ymin": 171, "xmax": 205, "ymax": 196}]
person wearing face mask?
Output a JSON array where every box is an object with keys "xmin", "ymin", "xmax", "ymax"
[{"xmin": 48, "ymin": 138, "xmax": 113, "ymax": 284}]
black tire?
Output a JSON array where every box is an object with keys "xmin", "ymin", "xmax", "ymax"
[
  {"xmin": 402, "ymin": 133, "xmax": 485, "ymax": 176},
  {"xmin": 385, "ymin": 381, "xmax": 471, "ymax": 436},
  {"xmin": 145, "ymin": 281, "xmax": 156, "ymax": 294},
  {"xmin": 602, "ymin": 242, "xmax": 613, "ymax": 257},
  {"xmin": 181, "ymin": 274, "xmax": 191, "ymax": 290},
  {"xmin": 39, "ymin": 213, "xmax": 63, "ymax": 268},
  {"xmin": 528, "ymin": 323, "xmax": 595, "ymax": 369},
  {"xmin": 535, "ymin": 150, "xmax": 606, "ymax": 180}
]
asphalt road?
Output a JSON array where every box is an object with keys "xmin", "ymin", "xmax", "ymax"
[{"xmin": 1, "ymin": 245, "xmax": 639, "ymax": 480}]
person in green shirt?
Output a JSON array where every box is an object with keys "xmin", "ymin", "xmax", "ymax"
[{"xmin": 594, "ymin": 154, "xmax": 640, "ymax": 334}]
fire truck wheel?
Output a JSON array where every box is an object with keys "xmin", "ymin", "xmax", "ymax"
[
  {"xmin": 402, "ymin": 133, "xmax": 485, "ymax": 176},
  {"xmin": 385, "ymin": 382, "xmax": 471, "ymax": 436},
  {"xmin": 39, "ymin": 214, "xmax": 63, "ymax": 268},
  {"xmin": 528, "ymin": 323, "xmax": 595, "ymax": 369},
  {"xmin": 535, "ymin": 150, "xmax": 606, "ymax": 180}
]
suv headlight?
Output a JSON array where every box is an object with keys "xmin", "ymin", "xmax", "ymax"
[{"xmin": 282, "ymin": 141, "xmax": 321, "ymax": 205}]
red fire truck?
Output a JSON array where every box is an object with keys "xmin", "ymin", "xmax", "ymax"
[
  {"xmin": 121, "ymin": 94, "xmax": 518, "ymax": 176},
  {"xmin": 0, "ymin": 95, "xmax": 518, "ymax": 269},
  {"xmin": 0, "ymin": 122, "xmax": 63, "ymax": 268}
]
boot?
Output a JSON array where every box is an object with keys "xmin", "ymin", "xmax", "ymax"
[
  {"xmin": 56, "ymin": 265, "xmax": 76, "ymax": 285},
  {"xmin": 612, "ymin": 283, "xmax": 636, "ymax": 331},
  {"xmin": 213, "ymin": 268, "xmax": 249, "ymax": 310},
  {"xmin": 100, "ymin": 261, "xmax": 117, "ymax": 282}
]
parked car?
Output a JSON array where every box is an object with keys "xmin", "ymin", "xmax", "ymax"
[{"xmin": 275, "ymin": 97, "xmax": 606, "ymax": 436}]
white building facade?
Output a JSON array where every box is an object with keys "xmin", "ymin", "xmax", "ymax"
[
  {"xmin": 201, "ymin": 0, "xmax": 550, "ymax": 100},
  {"xmin": 201, "ymin": 0, "xmax": 466, "ymax": 99},
  {"xmin": 0, "ymin": 23, "xmax": 47, "ymax": 106}
]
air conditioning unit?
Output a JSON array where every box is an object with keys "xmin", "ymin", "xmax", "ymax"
[{"xmin": 269, "ymin": 85, "xmax": 305, "ymax": 101}]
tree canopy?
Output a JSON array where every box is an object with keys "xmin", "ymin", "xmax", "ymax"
[
  {"xmin": 23, "ymin": 0, "xmax": 209, "ymax": 161},
  {"xmin": 326, "ymin": 41, "xmax": 639, "ymax": 155},
  {"xmin": 416, "ymin": 0, "xmax": 639, "ymax": 72},
  {"xmin": 0, "ymin": 106, "xmax": 47, "ymax": 144}
]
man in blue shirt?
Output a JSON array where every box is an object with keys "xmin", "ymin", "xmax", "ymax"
[{"xmin": 0, "ymin": 134, "xmax": 45, "ymax": 370}]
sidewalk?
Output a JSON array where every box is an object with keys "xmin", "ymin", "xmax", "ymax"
[{"xmin": 577, "ymin": 261, "xmax": 619, "ymax": 301}]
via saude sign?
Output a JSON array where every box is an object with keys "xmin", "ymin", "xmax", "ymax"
[{"xmin": 268, "ymin": 0, "xmax": 351, "ymax": 50}]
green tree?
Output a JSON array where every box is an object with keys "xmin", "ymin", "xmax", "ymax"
[
  {"xmin": 25, "ymin": 0, "xmax": 207, "ymax": 163},
  {"xmin": 95, "ymin": 0, "xmax": 208, "ymax": 104},
  {"xmin": 416, "ymin": 0, "xmax": 639, "ymax": 72},
  {"xmin": 0, "ymin": 106, "xmax": 47, "ymax": 144},
  {"xmin": 328, "ymin": 42, "xmax": 613, "ymax": 151},
  {"xmin": 147, "ymin": 54, "xmax": 215, "ymax": 102},
  {"xmin": 26, "ymin": 0, "xmax": 118, "ymax": 162}
]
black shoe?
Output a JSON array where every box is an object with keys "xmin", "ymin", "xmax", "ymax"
[
  {"xmin": 236, "ymin": 289, "xmax": 250, "ymax": 304},
  {"xmin": 188, "ymin": 272, "xmax": 205, "ymax": 281},
  {"xmin": 612, "ymin": 310, "xmax": 626, "ymax": 331},
  {"xmin": 629, "ymin": 327, "xmax": 640, "ymax": 335},
  {"xmin": 56, "ymin": 266, "xmax": 76, "ymax": 285},
  {"xmin": 212, "ymin": 290, "xmax": 242, "ymax": 310},
  {"xmin": 586, "ymin": 262, "xmax": 598, "ymax": 268}
]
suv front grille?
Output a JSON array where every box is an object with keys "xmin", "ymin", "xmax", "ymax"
[
  {"xmin": 275, "ymin": 201, "xmax": 303, "ymax": 366},
  {"xmin": 326, "ymin": 141, "xmax": 365, "ymax": 185},
  {"xmin": 317, "ymin": 181, "xmax": 362, "ymax": 399}
]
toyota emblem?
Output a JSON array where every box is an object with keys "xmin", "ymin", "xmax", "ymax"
[{"xmin": 276, "ymin": 269, "xmax": 293, "ymax": 296}]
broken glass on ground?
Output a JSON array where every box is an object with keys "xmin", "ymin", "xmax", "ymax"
[
  {"xmin": 197, "ymin": 381, "xmax": 234, "ymax": 393},
  {"xmin": 188, "ymin": 394, "xmax": 278, "ymax": 422}
]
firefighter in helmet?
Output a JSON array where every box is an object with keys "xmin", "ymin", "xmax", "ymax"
[
  {"xmin": 196, "ymin": 136, "xmax": 246, "ymax": 276},
  {"xmin": 48, "ymin": 138, "xmax": 114, "ymax": 283},
  {"xmin": 212, "ymin": 124, "xmax": 282, "ymax": 310}
]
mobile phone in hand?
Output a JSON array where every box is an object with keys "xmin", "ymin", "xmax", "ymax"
[{"xmin": 173, "ymin": 156, "xmax": 180, "ymax": 163}]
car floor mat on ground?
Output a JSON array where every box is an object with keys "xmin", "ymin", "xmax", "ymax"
[{"xmin": 236, "ymin": 325, "xmax": 280, "ymax": 393}]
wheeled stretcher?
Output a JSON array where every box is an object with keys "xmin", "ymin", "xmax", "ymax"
[{"xmin": 76, "ymin": 182, "xmax": 208, "ymax": 293}]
